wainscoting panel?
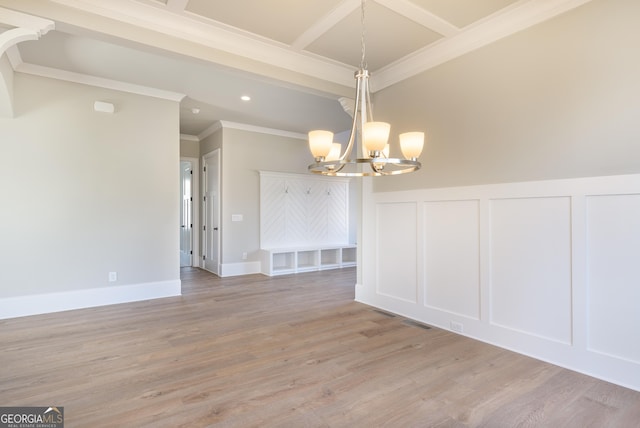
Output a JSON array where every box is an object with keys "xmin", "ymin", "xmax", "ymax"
[
  {"xmin": 376, "ymin": 202, "xmax": 418, "ymax": 303},
  {"xmin": 357, "ymin": 174, "xmax": 640, "ymax": 392},
  {"xmin": 423, "ymin": 200, "xmax": 480, "ymax": 319},
  {"xmin": 586, "ymin": 194, "xmax": 640, "ymax": 364},
  {"xmin": 489, "ymin": 197, "xmax": 572, "ymax": 344}
]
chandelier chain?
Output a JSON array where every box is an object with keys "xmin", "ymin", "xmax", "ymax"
[{"xmin": 360, "ymin": 0, "xmax": 367, "ymax": 70}]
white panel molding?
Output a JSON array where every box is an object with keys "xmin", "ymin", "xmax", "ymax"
[
  {"xmin": 422, "ymin": 199, "xmax": 480, "ymax": 319},
  {"xmin": 358, "ymin": 173, "xmax": 640, "ymax": 392},
  {"xmin": 586, "ymin": 194, "xmax": 640, "ymax": 364},
  {"xmin": 0, "ymin": 280, "xmax": 181, "ymax": 320},
  {"xmin": 489, "ymin": 196, "xmax": 573, "ymax": 345},
  {"xmin": 375, "ymin": 202, "xmax": 418, "ymax": 304}
]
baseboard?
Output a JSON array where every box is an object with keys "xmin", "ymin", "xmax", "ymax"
[
  {"xmin": 219, "ymin": 261, "xmax": 261, "ymax": 277},
  {"xmin": 0, "ymin": 280, "xmax": 181, "ymax": 320}
]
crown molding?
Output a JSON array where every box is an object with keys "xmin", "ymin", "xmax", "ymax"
[
  {"xmin": 47, "ymin": 0, "xmax": 355, "ymax": 90},
  {"xmin": 197, "ymin": 121, "xmax": 223, "ymax": 141},
  {"xmin": 15, "ymin": 62, "xmax": 186, "ymax": 102},
  {"xmin": 207, "ymin": 120, "xmax": 306, "ymax": 141},
  {"xmin": 198, "ymin": 120, "xmax": 308, "ymax": 142},
  {"xmin": 4, "ymin": 0, "xmax": 595, "ymax": 96},
  {"xmin": 180, "ymin": 134, "xmax": 199, "ymax": 142},
  {"xmin": 219, "ymin": 121, "xmax": 307, "ymax": 140}
]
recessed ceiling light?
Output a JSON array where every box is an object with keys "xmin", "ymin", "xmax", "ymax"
[{"xmin": 241, "ymin": 95, "xmax": 251, "ymax": 102}]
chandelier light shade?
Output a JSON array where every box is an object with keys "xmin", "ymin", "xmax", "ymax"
[
  {"xmin": 363, "ymin": 122, "xmax": 390, "ymax": 153},
  {"xmin": 308, "ymin": 130, "xmax": 334, "ymax": 160},
  {"xmin": 399, "ymin": 132, "xmax": 425, "ymax": 160},
  {"xmin": 308, "ymin": 0, "xmax": 425, "ymax": 177}
]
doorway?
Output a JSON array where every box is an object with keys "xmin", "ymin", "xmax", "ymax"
[
  {"xmin": 202, "ymin": 149, "xmax": 220, "ymax": 275},
  {"xmin": 180, "ymin": 161, "xmax": 193, "ymax": 267},
  {"xmin": 180, "ymin": 157, "xmax": 200, "ymax": 267}
]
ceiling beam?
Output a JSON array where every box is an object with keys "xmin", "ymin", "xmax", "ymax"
[
  {"xmin": 291, "ymin": 0, "xmax": 360, "ymax": 50},
  {"xmin": 375, "ymin": 0, "xmax": 459, "ymax": 37},
  {"xmin": 373, "ymin": 0, "xmax": 596, "ymax": 92}
]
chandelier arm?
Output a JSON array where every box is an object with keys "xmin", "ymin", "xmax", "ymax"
[
  {"xmin": 358, "ymin": 71, "xmax": 369, "ymax": 158},
  {"xmin": 363, "ymin": 73, "xmax": 374, "ymax": 123},
  {"xmin": 340, "ymin": 72, "xmax": 364, "ymax": 162}
]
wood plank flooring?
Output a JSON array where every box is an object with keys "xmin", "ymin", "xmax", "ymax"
[{"xmin": 1, "ymin": 267, "xmax": 639, "ymax": 427}]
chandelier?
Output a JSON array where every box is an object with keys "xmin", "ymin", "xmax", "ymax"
[{"xmin": 308, "ymin": 0, "xmax": 425, "ymax": 177}]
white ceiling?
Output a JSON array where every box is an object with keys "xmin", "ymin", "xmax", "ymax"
[{"xmin": 1, "ymin": 0, "xmax": 593, "ymax": 137}]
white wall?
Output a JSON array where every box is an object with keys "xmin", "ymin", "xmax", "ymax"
[
  {"xmin": 357, "ymin": 174, "xmax": 640, "ymax": 392},
  {"xmin": 0, "ymin": 73, "xmax": 181, "ymax": 318}
]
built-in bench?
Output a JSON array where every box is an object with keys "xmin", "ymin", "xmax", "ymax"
[{"xmin": 260, "ymin": 245, "xmax": 357, "ymax": 276}]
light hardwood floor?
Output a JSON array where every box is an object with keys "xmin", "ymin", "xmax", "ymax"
[{"xmin": 1, "ymin": 268, "xmax": 639, "ymax": 427}]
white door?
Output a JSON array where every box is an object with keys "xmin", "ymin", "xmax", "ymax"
[
  {"xmin": 179, "ymin": 161, "xmax": 193, "ymax": 267},
  {"xmin": 203, "ymin": 150, "xmax": 220, "ymax": 275}
]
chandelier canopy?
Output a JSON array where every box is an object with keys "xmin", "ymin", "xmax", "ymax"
[{"xmin": 308, "ymin": 0, "xmax": 425, "ymax": 177}]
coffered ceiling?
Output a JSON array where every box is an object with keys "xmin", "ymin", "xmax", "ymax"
[{"xmin": 0, "ymin": 0, "xmax": 593, "ymax": 136}]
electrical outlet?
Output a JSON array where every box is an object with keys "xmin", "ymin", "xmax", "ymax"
[
  {"xmin": 450, "ymin": 321, "xmax": 464, "ymax": 333},
  {"xmin": 242, "ymin": 252, "xmax": 247, "ymax": 260},
  {"xmin": 108, "ymin": 272, "xmax": 117, "ymax": 282}
]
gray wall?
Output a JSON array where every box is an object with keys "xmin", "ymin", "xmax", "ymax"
[
  {"xmin": 220, "ymin": 127, "xmax": 310, "ymax": 264},
  {"xmin": 0, "ymin": 73, "xmax": 180, "ymax": 298},
  {"xmin": 372, "ymin": 0, "xmax": 640, "ymax": 192},
  {"xmin": 199, "ymin": 129, "xmax": 222, "ymax": 156},
  {"xmin": 187, "ymin": 126, "xmax": 359, "ymax": 270},
  {"xmin": 180, "ymin": 137, "xmax": 200, "ymax": 158}
]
